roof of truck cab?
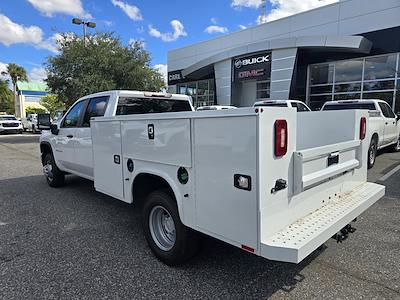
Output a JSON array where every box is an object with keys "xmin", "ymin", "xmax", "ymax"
[
  {"xmin": 324, "ymin": 99, "xmax": 384, "ymax": 105},
  {"xmin": 79, "ymin": 90, "xmax": 191, "ymax": 101}
]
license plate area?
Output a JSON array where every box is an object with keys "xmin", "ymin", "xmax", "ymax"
[{"xmin": 328, "ymin": 152, "xmax": 339, "ymax": 167}]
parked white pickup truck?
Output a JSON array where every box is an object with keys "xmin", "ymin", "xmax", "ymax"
[
  {"xmin": 38, "ymin": 90, "xmax": 385, "ymax": 266},
  {"xmin": 254, "ymin": 99, "xmax": 311, "ymax": 112},
  {"xmin": 321, "ymin": 99, "xmax": 400, "ymax": 168},
  {"xmin": 0, "ymin": 115, "xmax": 23, "ymax": 134}
]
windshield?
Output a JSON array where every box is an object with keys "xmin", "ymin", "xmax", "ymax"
[
  {"xmin": 0, "ymin": 116, "xmax": 17, "ymax": 121},
  {"xmin": 323, "ymin": 103, "xmax": 377, "ymax": 111},
  {"xmin": 254, "ymin": 103, "xmax": 287, "ymax": 107},
  {"xmin": 116, "ymin": 97, "xmax": 192, "ymax": 115}
]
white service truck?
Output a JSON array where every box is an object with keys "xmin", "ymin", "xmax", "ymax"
[
  {"xmin": 322, "ymin": 99, "xmax": 400, "ymax": 168},
  {"xmin": 38, "ymin": 90, "xmax": 385, "ymax": 266}
]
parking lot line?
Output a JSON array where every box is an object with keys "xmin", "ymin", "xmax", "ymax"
[{"xmin": 378, "ymin": 164, "xmax": 400, "ymax": 181}]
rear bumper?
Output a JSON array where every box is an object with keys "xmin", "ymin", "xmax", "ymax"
[{"xmin": 261, "ymin": 182, "xmax": 385, "ymax": 263}]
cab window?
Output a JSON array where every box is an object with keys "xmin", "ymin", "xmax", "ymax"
[
  {"xmin": 379, "ymin": 102, "xmax": 396, "ymax": 118},
  {"xmin": 116, "ymin": 97, "xmax": 192, "ymax": 115},
  {"xmin": 291, "ymin": 102, "xmax": 309, "ymax": 112},
  {"xmin": 62, "ymin": 101, "xmax": 85, "ymax": 127},
  {"xmin": 82, "ymin": 96, "xmax": 109, "ymax": 127}
]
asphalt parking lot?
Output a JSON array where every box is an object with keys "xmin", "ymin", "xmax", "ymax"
[{"xmin": 1, "ymin": 134, "xmax": 400, "ymax": 299}]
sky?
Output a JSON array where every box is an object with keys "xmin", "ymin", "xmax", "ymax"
[{"xmin": 0, "ymin": 0, "xmax": 338, "ymax": 83}]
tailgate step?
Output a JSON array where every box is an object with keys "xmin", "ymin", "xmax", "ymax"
[{"xmin": 261, "ymin": 182, "xmax": 385, "ymax": 263}]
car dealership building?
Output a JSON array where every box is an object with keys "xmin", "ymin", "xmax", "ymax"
[{"xmin": 167, "ymin": 0, "xmax": 400, "ymax": 113}]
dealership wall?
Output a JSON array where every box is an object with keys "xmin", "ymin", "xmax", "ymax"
[{"xmin": 168, "ymin": 0, "xmax": 400, "ymax": 106}]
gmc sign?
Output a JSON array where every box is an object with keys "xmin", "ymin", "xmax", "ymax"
[{"xmin": 233, "ymin": 51, "xmax": 271, "ymax": 82}]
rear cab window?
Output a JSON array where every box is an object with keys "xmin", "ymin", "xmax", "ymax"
[
  {"xmin": 116, "ymin": 97, "xmax": 192, "ymax": 115},
  {"xmin": 322, "ymin": 102, "xmax": 377, "ymax": 111},
  {"xmin": 291, "ymin": 102, "xmax": 310, "ymax": 112},
  {"xmin": 254, "ymin": 103, "xmax": 288, "ymax": 108}
]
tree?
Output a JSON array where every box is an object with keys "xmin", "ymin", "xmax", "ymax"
[
  {"xmin": 0, "ymin": 79, "xmax": 14, "ymax": 114},
  {"xmin": 1, "ymin": 63, "xmax": 28, "ymax": 116},
  {"xmin": 46, "ymin": 32, "xmax": 165, "ymax": 107},
  {"xmin": 40, "ymin": 94, "xmax": 65, "ymax": 118},
  {"xmin": 25, "ymin": 106, "xmax": 46, "ymax": 115}
]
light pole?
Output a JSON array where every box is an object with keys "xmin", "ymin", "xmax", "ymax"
[{"xmin": 72, "ymin": 18, "xmax": 96, "ymax": 47}]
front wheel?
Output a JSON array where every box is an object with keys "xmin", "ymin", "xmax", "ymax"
[
  {"xmin": 390, "ymin": 137, "xmax": 400, "ymax": 152},
  {"xmin": 142, "ymin": 190, "xmax": 199, "ymax": 266},
  {"xmin": 43, "ymin": 153, "xmax": 65, "ymax": 187},
  {"xmin": 368, "ymin": 138, "xmax": 377, "ymax": 169}
]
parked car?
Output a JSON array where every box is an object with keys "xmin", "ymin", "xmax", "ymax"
[
  {"xmin": 321, "ymin": 99, "xmax": 400, "ymax": 168},
  {"xmin": 38, "ymin": 90, "xmax": 384, "ymax": 266},
  {"xmin": 21, "ymin": 114, "xmax": 41, "ymax": 133},
  {"xmin": 253, "ymin": 100, "xmax": 311, "ymax": 112},
  {"xmin": 0, "ymin": 115, "xmax": 23, "ymax": 134},
  {"xmin": 196, "ymin": 105, "xmax": 237, "ymax": 111}
]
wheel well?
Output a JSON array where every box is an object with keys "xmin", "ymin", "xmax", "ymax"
[
  {"xmin": 132, "ymin": 173, "xmax": 175, "ymax": 209},
  {"xmin": 40, "ymin": 143, "xmax": 52, "ymax": 164}
]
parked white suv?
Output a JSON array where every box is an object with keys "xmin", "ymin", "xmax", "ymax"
[
  {"xmin": 321, "ymin": 99, "xmax": 400, "ymax": 168},
  {"xmin": 0, "ymin": 115, "xmax": 23, "ymax": 134},
  {"xmin": 254, "ymin": 100, "xmax": 311, "ymax": 112}
]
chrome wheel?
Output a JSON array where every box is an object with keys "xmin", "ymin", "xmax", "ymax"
[
  {"xmin": 369, "ymin": 144, "xmax": 376, "ymax": 165},
  {"xmin": 149, "ymin": 205, "xmax": 176, "ymax": 251},
  {"xmin": 43, "ymin": 160, "xmax": 53, "ymax": 182}
]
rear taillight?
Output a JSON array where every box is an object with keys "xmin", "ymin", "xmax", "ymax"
[
  {"xmin": 275, "ymin": 120, "xmax": 288, "ymax": 157},
  {"xmin": 360, "ymin": 117, "xmax": 366, "ymax": 140}
]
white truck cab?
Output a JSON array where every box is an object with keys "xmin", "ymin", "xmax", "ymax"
[
  {"xmin": 0, "ymin": 115, "xmax": 23, "ymax": 134},
  {"xmin": 39, "ymin": 90, "xmax": 384, "ymax": 266},
  {"xmin": 254, "ymin": 100, "xmax": 311, "ymax": 112},
  {"xmin": 322, "ymin": 99, "xmax": 400, "ymax": 168}
]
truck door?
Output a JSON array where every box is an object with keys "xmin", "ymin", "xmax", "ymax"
[
  {"xmin": 378, "ymin": 102, "xmax": 398, "ymax": 144},
  {"xmin": 74, "ymin": 96, "xmax": 110, "ymax": 178},
  {"xmin": 54, "ymin": 100, "xmax": 86, "ymax": 171}
]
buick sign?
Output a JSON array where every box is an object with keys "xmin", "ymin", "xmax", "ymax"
[
  {"xmin": 233, "ymin": 51, "xmax": 271, "ymax": 82},
  {"xmin": 234, "ymin": 55, "xmax": 270, "ymax": 69}
]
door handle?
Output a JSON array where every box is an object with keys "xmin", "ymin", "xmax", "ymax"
[{"xmin": 67, "ymin": 135, "xmax": 73, "ymax": 138}]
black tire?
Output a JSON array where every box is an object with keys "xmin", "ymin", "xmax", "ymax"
[
  {"xmin": 43, "ymin": 153, "xmax": 65, "ymax": 187},
  {"xmin": 390, "ymin": 137, "xmax": 400, "ymax": 152},
  {"xmin": 368, "ymin": 138, "xmax": 377, "ymax": 169},
  {"xmin": 142, "ymin": 190, "xmax": 199, "ymax": 266}
]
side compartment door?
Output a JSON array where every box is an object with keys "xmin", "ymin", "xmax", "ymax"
[
  {"xmin": 92, "ymin": 120, "xmax": 124, "ymax": 200},
  {"xmin": 74, "ymin": 96, "xmax": 110, "ymax": 178},
  {"xmin": 194, "ymin": 116, "xmax": 258, "ymax": 250},
  {"xmin": 54, "ymin": 100, "xmax": 86, "ymax": 171}
]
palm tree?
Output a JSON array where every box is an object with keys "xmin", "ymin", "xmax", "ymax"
[{"xmin": 1, "ymin": 63, "xmax": 28, "ymax": 117}]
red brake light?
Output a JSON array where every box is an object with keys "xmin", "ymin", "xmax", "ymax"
[
  {"xmin": 360, "ymin": 117, "xmax": 366, "ymax": 140},
  {"xmin": 275, "ymin": 119, "xmax": 288, "ymax": 157}
]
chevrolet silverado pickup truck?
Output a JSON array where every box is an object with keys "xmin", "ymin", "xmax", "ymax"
[
  {"xmin": 0, "ymin": 114, "xmax": 23, "ymax": 134},
  {"xmin": 322, "ymin": 99, "xmax": 400, "ymax": 168},
  {"xmin": 254, "ymin": 99, "xmax": 311, "ymax": 112},
  {"xmin": 38, "ymin": 90, "xmax": 385, "ymax": 266}
]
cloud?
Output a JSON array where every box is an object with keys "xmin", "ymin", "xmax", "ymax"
[
  {"xmin": 154, "ymin": 64, "xmax": 167, "ymax": 84},
  {"xmin": 27, "ymin": 0, "xmax": 91, "ymax": 18},
  {"xmin": 0, "ymin": 14, "xmax": 62, "ymax": 54},
  {"xmin": 266, "ymin": 0, "xmax": 338, "ymax": 22},
  {"xmin": 111, "ymin": 0, "xmax": 142, "ymax": 21},
  {"xmin": 37, "ymin": 33, "xmax": 63, "ymax": 54},
  {"xmin": 0, "ymin": 62, "xmax": 8, "ymax": 80},
  {"xmin": 204, "ymin": 25, "xmax": 228, "ymax": 34},
  {"xmin": 149, "ymin": 20, "xmax": 187, "ymax": 42},
  {"xmin": 231, "ymin": 0, "xmax": 263, "ymax": 9},
  {"xmin": 29, "ymin": 67, "xmax": 47, "ymax": 82},
  {"xmin": 103, "ymin": 20, "xmax": 114, "ymax": 27},
  {"xmin": 238, "ymin": 24, "xmax": 247, "ymax": 30},
  {"xmin": 0, "ymin": 14, "xmax": 43, "ymax": 46}
]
